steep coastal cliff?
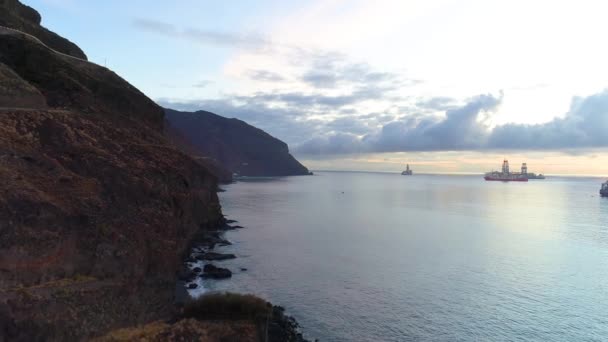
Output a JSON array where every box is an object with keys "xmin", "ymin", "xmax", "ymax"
[
  {"xmin": 165, "ymin": 108, "xmax": 310, "ymax": 178},
  {"xmin": 0, "ymin": 1, "xmax": 308, "ymax": 341},
  {"xmin": 0, "ymin": 1, "xmax": 223, "ymax": 339}
]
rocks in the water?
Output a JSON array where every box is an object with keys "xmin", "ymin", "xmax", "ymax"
[
  {"xmin": 240, "ymin": 267, "xmax": 248, "ymax": 272},
  {"xmin": 215, "ymin": 237, "xmax": 232, "ymax": 246},
  {"xmin": 219, "ymin": 223, "xmax": 244, "ymax": 230},
  {"xmin": 197, "ymin": 252, "xmax": 236, "ymax": 261},
  {"xmin": 187, "ymin": 283, "xmax": 198, "ymax": 289},
  {"xmin": 185, "ymin": 255, "xmax": 197, "ymax": 263},
  {"xmin": 190, "ymin": 231, "xmax": 231, "ymax": 249},
  {"xmin": 192, "ymin": 267, "xmax": 202, "ymax": 273},
  {"xmin": 218, "ymin": 240, "xmax": 232, "ymax": 246},
  {"xmin": 201, "ymin": 264, "xmax": 232, "ymax": 279},
  {"xmin": 225, "ymin": 219, "xmax": 238, "ymax": 224}
]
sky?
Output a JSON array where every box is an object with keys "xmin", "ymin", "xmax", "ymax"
[{"xmin": 23, "ymin": 0, "xmax": 608, "ymax": 175}]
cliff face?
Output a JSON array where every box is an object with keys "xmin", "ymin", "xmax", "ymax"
[
  {"xmin": 164, "ymin": 118, "xmax": 234, "ymax": 183},
  {"xmin": 0, "ymin": 27, "xmax": 163, "ymax": 128},
  {"xmin": 0, "ymin": 4, "xmax": 222, "ymax": 340},
  {"xmin": 0, "ymin": 0, "xmax": 87, "ymax": 59},
  {"xmin": 165, "ymin": 108, "xmax": 310, "ymax": 177}
]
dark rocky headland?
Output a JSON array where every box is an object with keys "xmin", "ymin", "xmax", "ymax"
[
  {"xmin": 0, "ymin": 1, "xmax": 308, "ymax": 340},
  {"xmin": 165, "ymin": 108, "xmax": 311, "ymax": 182}
]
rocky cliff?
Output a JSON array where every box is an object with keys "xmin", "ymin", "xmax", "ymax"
[
  {"xmin": 165, "ymin": 108, "xmax": 310, "ymax": 177},
  {"xmin": 0, "ymin": 3, "xmax": 223, "ymax": 340},
  {"xmin": 0, "ymin": 0, "xmax": 87, "ymax": 59},
  {"xmin": 164, "ymin": 118, "xmax": 234, "ymax": 183}
]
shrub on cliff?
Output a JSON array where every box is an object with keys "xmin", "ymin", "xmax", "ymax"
[{"xmin": 182, "ymin": 292, "xmax": 271, "ymax": 321}]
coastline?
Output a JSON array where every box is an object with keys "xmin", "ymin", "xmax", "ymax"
[{"xmin": 175, "ymin": 214, "xmax": 310, "ymax": 342}]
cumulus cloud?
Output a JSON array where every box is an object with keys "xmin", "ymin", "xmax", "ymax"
[
  {"xmin": 294, "ymin": 90, "xmax": 608, "ymax": 155},
  {"xmin": 295, "ymin": 133, "xmax": 364, "ymax": 155},
  {"xmin": 160, "ymin": 90, "xmax": 608, "ymax": 156},
  {"xmin": 326, "ymin": 117, "xmax": 371, "ymax": 135},
  {"xmin": 487, "ymin": 90, "xmax": 608, "ymax": 149},
  {"xmin": 295, "ymin": 93, "xmax": 503, "ymax": 154}
]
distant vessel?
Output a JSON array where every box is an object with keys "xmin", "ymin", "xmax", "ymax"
[
  {"xmin": 401, "ymin": 164, "xmax": 413, "ymax": 175},
  {"xmin": 601, "ymin": 181, "xmax": 608, "ymax": 197},
  {"xmin": 484, "ymin": 160, "xmax": 528, "ymax": 182}
]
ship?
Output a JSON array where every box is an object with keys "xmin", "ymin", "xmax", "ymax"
[
  {"xmin": 401, "ymin": 164, "xmax": 413, "ymax": 175},
  {"xmin": 484, "ymin": 160, "xmax": 528, "ymax": 182},
  {"xmin": 601, "ymin": 181, "xmax": 608, "ymax": 197}
]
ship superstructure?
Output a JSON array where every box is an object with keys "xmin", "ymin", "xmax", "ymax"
[
  {"xmin": 401, "ymin": 164, "xmax": 413, "ymax": 175},
  {"xmin": 520, "ymin": 163, "xmax": 545, "ymax": 179}
]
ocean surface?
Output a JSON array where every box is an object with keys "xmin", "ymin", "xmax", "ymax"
[{"xmin": 193, "ymin": 172, "xmax": 608, "ymax": 341}]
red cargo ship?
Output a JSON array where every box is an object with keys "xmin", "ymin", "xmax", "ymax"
[{"xmin": 484, "ymin": 160, "xmax": 528, "ymax": 182}]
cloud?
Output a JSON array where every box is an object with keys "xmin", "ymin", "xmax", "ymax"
[
  {"xmin": 132, "ymin": 18, "xmax": 176, "ymax": 35},
  {"xmin": 138, "ymin": 14, "xmax": 608, "ymax": 157},
  {"xmin": 487, "ymin": 90, "xmax": 608, "ymax": 149},
  {"xmin": 161, "ymin": 89, "xmax": 608, "ymax": 157},
  {"xmin": 299, "ymin": 54, "xmax": 400, "ymax": 89},
  {"xmin": 182, "ymin": 28, "xmax": 269, "ymax": 49},
  {"xmin": 415, "ymin": 97, "xmax": 457, "ymax": 111},
  {"xmin": 295, "ymin": 133, "xmax": 364, "ymax": 155},
  {"xmin": 159, "ymin": 80, "xmax": 213, "ymax": 89},
  {"xmin": 246, "ymin": 70, "xmax": 286, "ymax": 82},
  {"xmin": 233, "ymin": 84, "xmax": 395, "ymax": 111},
  {"xmin": 296, "ymin": 93, "xmax": 502, "ymax": 155},
  {"xmin": 132, "ymin": 18, "xmax": 270, "ymax": 50},
  {"xmin": 326, "ymin": 117, "xmax": 371, "ymax": 135},
  {"xmin": 295, "ymin": 89, "xmax": 608, "ymax": 155},
  {"xmin": 192, "ymin": 80, "xmax": 212, "ymax": 88}
]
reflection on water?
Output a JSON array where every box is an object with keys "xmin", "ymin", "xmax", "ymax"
[{"xmin": 203, "ymin": 172, "xmax": 608, "ymax": 341}]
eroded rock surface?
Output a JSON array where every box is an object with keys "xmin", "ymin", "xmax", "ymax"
[{"xmin": 0, "ymin": 3, "xmax": 223, "ymax": 340}]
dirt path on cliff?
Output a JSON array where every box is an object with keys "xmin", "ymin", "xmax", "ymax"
[{"xmin": 0, "ymin": 25, "xmax": 92, "ymax": 64}]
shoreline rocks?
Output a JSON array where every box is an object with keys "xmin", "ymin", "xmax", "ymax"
[
  {"xmin": 180, "ymin": 221, "xmax": 311, "ymax": 341},
  {"xmin": 201, "ymin": 264, "xmax": 232, "ymax": 279},
  {"xmin": 196, "ymin": 252, "xmax": 237, "ymax": 261},
  {"xmin": 269, "ymin": 306, "xmax": 310, "ymax": 342}
]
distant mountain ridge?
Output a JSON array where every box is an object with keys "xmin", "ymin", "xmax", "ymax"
[{"xmin": 165, "ymin": 108, "xmax": 311, "ymax": 178}]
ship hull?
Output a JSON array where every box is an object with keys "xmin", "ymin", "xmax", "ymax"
[{"xmin": 484, "ymin": 176, "xmax": 528, "ymax": 182}]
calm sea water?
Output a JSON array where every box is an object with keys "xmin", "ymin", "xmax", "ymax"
[{"xmin": 198, "ymin": 172, "xmax": 608, "ymax": 341}]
